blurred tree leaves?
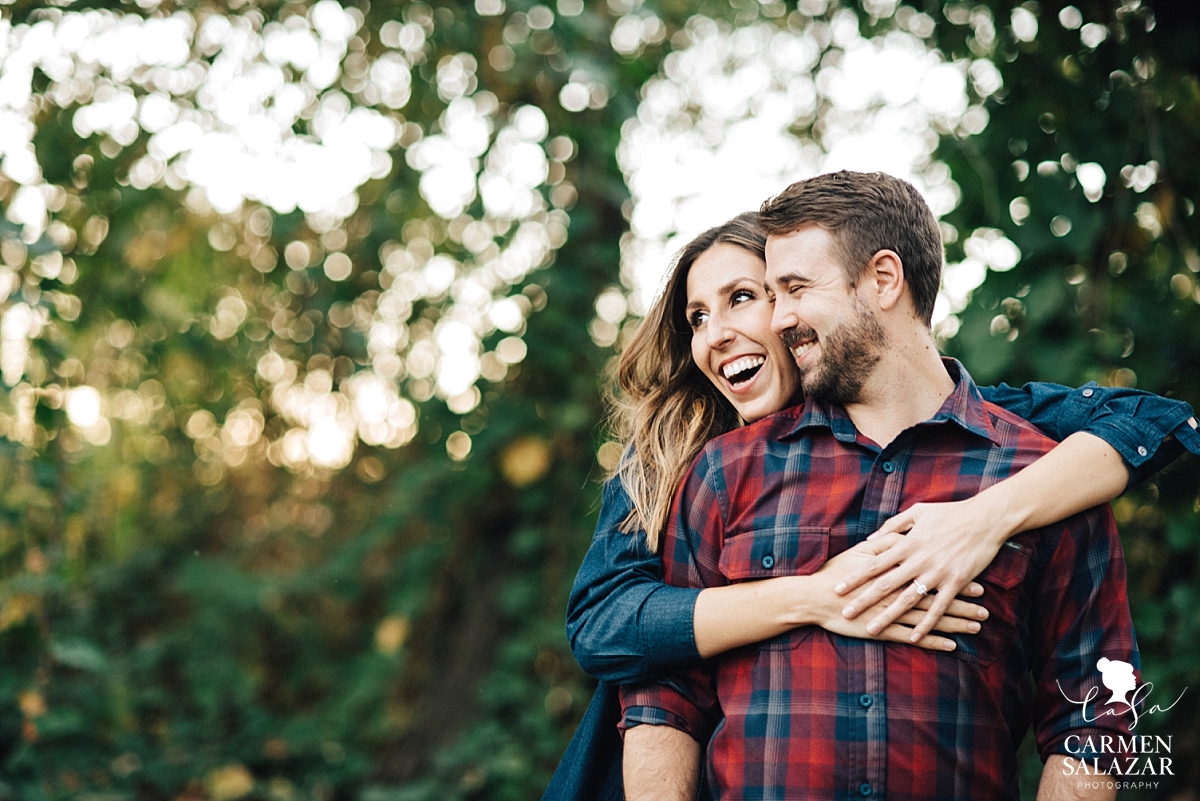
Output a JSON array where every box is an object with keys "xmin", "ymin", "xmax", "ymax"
[{"xmin": 0, "ymin": 1, "xmax": 1196, "ymax": 800}]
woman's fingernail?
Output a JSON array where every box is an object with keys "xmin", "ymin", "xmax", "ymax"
[
  {"xmin": 943, "ymin": 640, "xmax": 956, "ymax": 650},
  {"xmin": 834, "ymin": 582, "xmax": 846, "ymax": 594},
  {"xmin": 968, "ymin": 622, "xmax": 980, "ymax": 632},
  {"xmin": 977, "ymin": 608, "xmax": 989, "ymax": 620}
]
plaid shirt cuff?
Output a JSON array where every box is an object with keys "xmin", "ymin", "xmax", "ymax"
[{"xmin": 618, "ymin": 680, "xmax": 714, "ymax": 742}]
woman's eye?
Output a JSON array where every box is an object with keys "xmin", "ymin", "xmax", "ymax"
[
  {"xmin": 731, "ymin": 289, "xmax": 756, "ymax": 305},
  {"xmin": 688, "ymin": 310, "xmax": 708, "ymax": 330}
]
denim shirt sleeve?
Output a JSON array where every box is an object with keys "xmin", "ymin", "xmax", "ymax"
[
  {"xmin": 566, "ymin": 476, "xmax": 702, "ymax": 684},
  {"xmin": 979, "ymin": 382, "xmax": 1200, "ymax": 486}
]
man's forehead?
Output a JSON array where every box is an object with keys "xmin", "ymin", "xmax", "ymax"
[{"xmin": 764, "ymin": 227, "xmax": 836, "ymax": 281}]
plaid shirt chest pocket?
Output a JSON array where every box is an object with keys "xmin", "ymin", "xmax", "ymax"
[
  {"xmin": 952, "ymin": 536, "xmax": 1035, "ymax": 665},
  {"xmin": 718, "ymin": 526, "xmax": 831, "ymax": 650}
]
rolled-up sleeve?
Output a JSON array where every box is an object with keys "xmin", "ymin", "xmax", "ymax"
[
  {"xmin": 980, "ymin": 381, "xmax": 1199, "ymax": 485},
  {"xmin": 566, "ymin": 476, "xmax": 701, "ymax": 683}
]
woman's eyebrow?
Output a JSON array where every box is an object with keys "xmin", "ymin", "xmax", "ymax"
[{"xmin": 685, "ymin": 279, "xmax": 754, "ymax": 311}]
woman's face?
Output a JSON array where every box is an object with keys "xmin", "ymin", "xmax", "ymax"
[{"xmin": 685, "ymin": 243, "xmax": 803, "ymax": 422}]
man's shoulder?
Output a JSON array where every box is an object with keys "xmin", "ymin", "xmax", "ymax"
[
  {"xmin": 701, "ymin": 406, "xmax": 804, "ymax": 457},
  {"xmin": 978, "ymin": 398, "xmax": 1059, "ymax": 460}
]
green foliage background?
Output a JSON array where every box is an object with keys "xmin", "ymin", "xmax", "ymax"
[{"xmin": 0, "ymin": 1, "xmax": 1196, "ymax": 799}]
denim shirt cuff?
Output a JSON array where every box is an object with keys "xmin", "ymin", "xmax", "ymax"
[
  {"xmin": 1059, "ymin": 388, "xmax": 1200, "ymax": 486},
  {"xmin": 640, "ymin": 585, "xmax": 702, "ymax": 672}
]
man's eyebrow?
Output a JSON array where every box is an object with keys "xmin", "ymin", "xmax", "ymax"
[
  {"xmin": 685, "ymin": 279, "xmax": 753, "ymax": 311},
  {"xmin": 770, "ymin": 272, "xmax": 812, "ymax": 286}
]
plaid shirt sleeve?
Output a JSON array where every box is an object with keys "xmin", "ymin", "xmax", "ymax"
[
  {"xmin": 1030, "ymin": 504, "xmax": 1141, "ymax": 760},
  {"xmin": 619, "ymin": 446, "xmax": 727, "ymax": 741}
]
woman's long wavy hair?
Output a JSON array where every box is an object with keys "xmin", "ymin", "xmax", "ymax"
[{"xmin": 607, "ymin": 212, "xmax": 768, "ymax": 552}]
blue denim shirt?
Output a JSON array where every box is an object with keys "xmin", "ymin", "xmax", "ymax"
[{"xmin": 543, "ymin": 382, "xmax": 1198, "ymax": 801}]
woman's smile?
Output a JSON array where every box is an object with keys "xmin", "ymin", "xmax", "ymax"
[{"xmin": 685, "ymin": 243, "xmax": 802, "ymax": 422}]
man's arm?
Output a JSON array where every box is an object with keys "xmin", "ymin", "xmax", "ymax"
[
  {"xmin": 623, "ymin": 724, "xmax": 701, "ymax": 801},
  {"xmin": 1029, "ymin": 506, "xmax": 1140, "ymax": 780},
  {"xmin": 1036, "ymin": 755, "xmax": 1116, "ymax": 801}
]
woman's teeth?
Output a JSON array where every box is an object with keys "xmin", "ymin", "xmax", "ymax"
[{"xmin": 722, "ymin": 356, "xmax": 765, "ymax": 385}]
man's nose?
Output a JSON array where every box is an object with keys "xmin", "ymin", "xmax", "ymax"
[{"xmin": 771, "ymin": 299, "xmax": 795, "ymax": 338}]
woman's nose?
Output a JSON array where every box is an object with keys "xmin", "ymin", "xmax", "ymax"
[{"xmin": 706, "ymin": 316, "xmax": 735, "ymax": 348}]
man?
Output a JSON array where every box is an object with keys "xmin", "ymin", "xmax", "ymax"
[{"xmin": 619, "ymin": 171, "xmax": 1138, "ymax": 800}]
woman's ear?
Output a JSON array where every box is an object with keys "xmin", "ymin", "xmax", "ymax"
[{"xmin": 865, "ymin": 249, "xmax": 905, "ymax": 312}]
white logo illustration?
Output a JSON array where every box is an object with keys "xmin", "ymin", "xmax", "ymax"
[{"xmin": 1096, "ymin": 657, "xmax": 1138, "ymax": 706}]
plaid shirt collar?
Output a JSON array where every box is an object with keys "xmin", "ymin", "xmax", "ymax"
[{"xmin": 780, "ymin": 357, "xmax": 1002, "ymax": 447}]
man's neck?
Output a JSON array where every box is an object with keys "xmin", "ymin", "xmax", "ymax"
[{"xmin": 841, "ymin": 333, "xmax": 954, "ymax": 448}]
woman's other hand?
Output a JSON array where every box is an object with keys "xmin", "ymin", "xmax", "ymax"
[
  {"xmin": 802, "ymin": 540, "xmax": 988, "ymax": 651},
  {"xmin": 831, "ymin": 499, "xmax": 1007, "ymax": 642}
]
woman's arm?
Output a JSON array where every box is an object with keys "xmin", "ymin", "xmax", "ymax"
[
  {"xmin": 981, "ymin": 381, "xmax": 1199, "ymax": 486},
  {"xmin": 834, "ymin": 382, "xmax": 1199, "ymax": 640},
  {"xmin": 567, "ymin": 478, "xmax": 989, "ymax": 681},
  {"xmin": 692, "ymin": 534, "xmax": 988, "ymax": 657},
  {"xmin": 566, "ymin": 477, "xmax": 702, "ymax": 683}
]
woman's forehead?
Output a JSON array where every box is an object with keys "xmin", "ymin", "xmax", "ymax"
[{"xmin": 686, "ymin": 243, "xmax": 766, "ymax": 298}]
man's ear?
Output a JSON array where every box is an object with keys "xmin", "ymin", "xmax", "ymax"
[{"xmin": 865, "ymin": 249, "xmax": 905, "ymax": 312}]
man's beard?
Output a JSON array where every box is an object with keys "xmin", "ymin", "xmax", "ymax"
[{"xmin": 782, "ymin": 299, "xmax": 886, "ymax": 406}]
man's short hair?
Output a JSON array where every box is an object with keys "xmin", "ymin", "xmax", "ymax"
[{"xmin": 758, "ymin": 171, "xmax": 944, "ymax": 324}]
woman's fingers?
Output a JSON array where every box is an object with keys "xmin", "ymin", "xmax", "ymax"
[
  {"xmin": 844, "ymin": 551, "xmax": 930, "ymax": 621},
  {"xmin": 906, "ymin": 574, "xmax": 987, "ymax": 640},
  {"xmin": 832, "ymin": 532, "xmax": 908, "ymax": 597},
  {"xmin": 877, "ymin": 623, "xmax": 956, "ymax": 652},
  {"xmin": 866, "ymin": 508, "xmax": 915, "ymax": 542},
  {"xmin": 942, "ymin": 596, "xmax": 988, "ymax": 621},
  {"xmin": 863, "ymin": 579, "xmax": 929, "ymax": 634},
  {"xmin": 896, "ymin": 608, "xmax": 980, "ymax": 634},
  {"xmin": 911, "ymin": 584, "xmax": 984, "ymax": 611}
]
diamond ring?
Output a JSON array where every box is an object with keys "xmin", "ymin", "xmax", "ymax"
[{"xmin": 913, "ymin": 580, "xmax": 928, "ymax": 596}]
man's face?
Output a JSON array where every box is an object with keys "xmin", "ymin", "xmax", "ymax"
[{"xmin": 764, "ymin": 226, "xmax": 886, "ymax": 406}]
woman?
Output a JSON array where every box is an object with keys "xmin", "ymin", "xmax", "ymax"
[{"xmin": 546, "ymin": 213, "xmax": 1198, "ymax": 800}]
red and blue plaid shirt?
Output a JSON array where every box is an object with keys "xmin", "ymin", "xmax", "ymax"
[{"xmin": 620, "ymin": 360, "xmax": 1139, "ymax": 800}]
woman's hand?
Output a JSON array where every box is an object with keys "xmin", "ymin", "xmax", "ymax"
[
  {"xmin": 800, "ymin": 539, "xmax": 988, "ymax": 651},
  {"xmin": 831, "ymin": 498, "xmax": 1009, "ymax": 642}
]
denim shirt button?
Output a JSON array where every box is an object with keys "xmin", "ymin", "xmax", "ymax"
[
  {"xmin": 860, "ymin": 783, "xmax": 873, "ymax": 796},
  {"xmin": 1082, "ymin": 388, "xmax": 1095, "ymax": 398},
  {"xmin": 1138, "ymin": 445, "xmax": 1148, "ymax": 457},
  {"xmin": 761, "ymin": 554, "xmax": 775, "ymax": 569}
]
